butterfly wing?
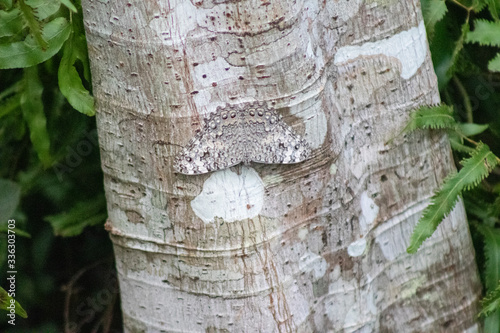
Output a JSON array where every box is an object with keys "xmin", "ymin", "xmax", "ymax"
[
  {"xmin": 174, "ymin": 107, "xmax": 245, "ymax": 175},
  {"xmin": 244, "ymin": 103, "xmax": 311, "ymax": 165},
  {"xmin": 174, "ymin": 103, "xmax": 311, "ymax": 175}
]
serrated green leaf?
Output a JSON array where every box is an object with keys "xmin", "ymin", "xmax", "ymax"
[
  {"xmin": 421, "ymin": 0, "xmax": 448, "ymax": 38},
  {"xmin": 407, "ymin": 143, "xmax": 498, "ymax": 253},
  {"xmin": 472, "ymin": 0, "xmax": 488, "ymax": 12},
  {"xmin": 20, "ymin": 66, "xmax": 52, "ymax": 166},
  {"xmin": 45, "ymin": 194, "xmax": 106, "ymax": 236},
  {"xmin": 458, "ymin": 123, "xmax": 489, "ymax": 136},
  {"xmin": 466, "ymin": 19, "xmax": 500, "ymax": 47},
  {"xmin": 489, "ymin": 53, "xmax": 500, "ymax": 72},
  {"xmin": 0, "ymin": 17, "xmax": 71, "ymax": 69},
  {"xmin": 447, "ymin": 23, "xmax": 469, "ymax": 78},
  {"xmin": 0, "ymin": 8, "xmax": 23, "ymax": 38},
  {"xmin": 485, "ymin": 0, "xmax": 500, "ymax": 21},
  {"xmin": 59, "ymin": 0, "xmax": 76, "ymax": 12},
  {"xmin": 0, "ymin": 286, "xmax": 27, "ymax": 319},
  {"xmin": 18, "ymin": 0, "xmax": 47, "ymax": 50},
  {"xmin": 481, "ymin": 288, "xmax": 500, "ymax": 331},
  {"xmin": 58, "ymin": 31, "xmax": 95, "ymax": 116},
  {"xmin": 0, "ymin": 179, "xmax": 21, "ymax": 223},
  {"xmin": 402, "ymin": 104, "xmax": 456, "ymax": 133}
]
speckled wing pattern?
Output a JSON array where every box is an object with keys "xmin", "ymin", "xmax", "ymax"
[{"xmin": 174, "ymin": 102, "xmax": 311, "ymax": 175}]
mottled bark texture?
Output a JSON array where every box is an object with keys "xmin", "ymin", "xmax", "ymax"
[{"xmin": 82, "ymin": 0, "xmax": 481, "ymax": 331}]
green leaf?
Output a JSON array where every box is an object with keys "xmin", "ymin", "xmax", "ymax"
[
  {"xmin": 59, "ymin": 0, "xmax": 77, "ymax": 13},
  {"xmin": 401, "ymin": 104, "xmax": 456, "ymax": 133},
  {"xmin": 45, "ymin": 195, "xmax": 106, "ymax": 236},
  {"xmin": 474, "ymin": 223, "xmax": 500, "ymax": 292},
  {"xmin": 0, "ymin": 286, "xmax": 27, "ymax": 319},
  {"xmin": 24, "ymin": 0, "xmax": 61, "ymax": 20},
  {"xmin": 58, "ymin": 31, "xmax": 95, "ymax": 116},
  {"xmin": 485, "ymin": 0, "xmax": 500, "ymax": 21},
  {"xmin": 421, "ymin": 0, "xmax": 448, "ymax": 38},
  {"xmin": 407, "ymin": 143, "xmax": 498, "ymax": 253},
  {"xmin": 0, "ymin": 17, "xmax": 71, "ymax": 69},
  {"xmin": 430, "ymin": 18, "xmax": 460, "ymax": 89},
  {"xmin": 20, "ymin": 66, "xmax": 52, "ymax": 166},
  {"xmin": 0, "ymin": 8, "xmax": 23, "ymax": 38},
  {"xmin": 447, "ymin": 23, "xmax": 470, "ymax": 78},
  {"xmin": 458, "ymin": 123, "xmax": 489, "ymax": 136},
  {"xmin": 489, "ymin": 53, "xmax": 500, "ymax": 72},
  {"xmin": 450, "ymin": 136, "xmax": 476, "ymax": 153},
  {"xmin": 0, "ymin": 224, "xmax": 30, "ymax": 237},
  {"xmin": 466, "ymin": 19, "xmax": 500, "ymax": 47},
  {"xmin": 482, "ymin": 296, "xmax": 500, "ymax": 327},
  {"xmin": 472, "ymin": 0, "xmax": 488, "ymax": 12},
  {"xmin": 480, "ymin": 285, "xmax": 500, "ymax": 330},
  {"xmin": 18, "ymin": 0, "xmax": 47, "ymax": 50},
  {"xmin": 0, "ymin": 93, "xmax": 21, "ymax": 119},
  {"xmin": 0, "ymin": 0, "xmax": 13, "ymax": 10},
  {"xmin": 0, "ymin": 179, "xmax": 21, "ymax": 223}
]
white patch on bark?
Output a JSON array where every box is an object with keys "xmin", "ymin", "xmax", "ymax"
[
  {"xmin": 299, "ymin": 251, "xmax": 327, "ymax": 279},
  {"xmin": 330, "ymin": 163, "xmax": 337, "ymax": 175},
  {"xmin": 343, "ymin": 284, "xmax": 378, "ymax": 331},
  {"xmin": 347, "ymin": 192, "xmax": 378, "ymax": 257},
  {"xmin": 298, "ymin": 227, "xmax": 309, "ymax": 240},
  {"xmin": 325, "ymin": 265, "xmax": 356, "ymax": 326},
  {"xmin": 347, "ymin": 238, "xmax": 367, "ymax": 257},
  {"xmin": 326, "ymin": 266, "xmax": 380, "ymax": 331},
  {"xmin": 334, "ymin": 21, "xmax": 427, "ymax": 79},
  {"xmin": 360, "ymin": 191, "xmax": 379, "ymax": 234},
  {"xmin": 290, "ymin": 102, "xmax": 328, "ymax": 149},
  {"xmin": 191, "ymin": 167, "xmax": 264, "ymax": 223},
  {"xmin": 465, "ymin": 323, "xmax": 480, "ymax": 333}
]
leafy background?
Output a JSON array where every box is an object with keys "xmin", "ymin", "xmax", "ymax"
[
  {"xmin": 0, "ymin": 0, "xmax": 118, "ymax": 331},
  {"xmin": 0, "ymin": 0, "xmax": 499, "ymax": 331}
]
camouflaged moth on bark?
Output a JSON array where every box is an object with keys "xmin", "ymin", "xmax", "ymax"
[{"xmin": 174, "ymin": 102, "xmax": 311, "ymax": 175}]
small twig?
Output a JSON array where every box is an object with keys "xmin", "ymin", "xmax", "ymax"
[
  {"xmin": 90, "ymin": 292, "xmax": 117, "ymax": 333},
  {"xmin": 63, "ymin": 257, "xmax": 113, "ymax": 333},
  {"xmin": 453, "ymin": 76, "xmax": 474, "ymax": 123},
  {"xmin": 448, "ymin": 0, "xmax": 473, "ymax": 11}
]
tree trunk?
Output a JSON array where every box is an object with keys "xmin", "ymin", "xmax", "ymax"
[{"xmin": 82, "ymin": 0, "xmax": 481, "ymax": 331}]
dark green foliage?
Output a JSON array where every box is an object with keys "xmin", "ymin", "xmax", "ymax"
[
  {"xmin": 0, "ymin": 0, "xmax": 116, "ymax": 331},
  {"xmin": 415, "ymin": 0, "xmax": 500, "ymax": 327}
]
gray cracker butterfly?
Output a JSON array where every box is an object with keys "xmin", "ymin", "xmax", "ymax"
[{"xmin": 174, "ymin": 102, "xmax": 311, "ymax": 175}]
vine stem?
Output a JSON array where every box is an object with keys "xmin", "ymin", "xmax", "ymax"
[{"xmin": 453, "ymin": 76, "xmax": 473, "ymax": 123}]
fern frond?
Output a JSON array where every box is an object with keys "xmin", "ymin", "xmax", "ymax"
[
  {"xmin": 466, "ymin": 19, "xmax": 500, "ymax": 47},
  {"xmin": 402, "ymin": 104, "xmax": 456, "ymax": 133},
  {"xmin": 485, "ymin": 0, "xmax": 500, "ymax": 21},
  {"xmin": 489, "ymin": 53, "xmax": 500, "ymax": 72},
  {"xmin": 421, "ymin": 0, "xmax": 447, "ymax": 39},
  {"xmin": 18, "ymin": 0, "xmax": 48, "ymax": 50},
  {"xmin": 480, "ymin": 283, "xmax": 500, "ymax": 318},
  {"xmin": 474, "ymin": 223, "xmax": 500, "ymax": 293},
  {"xmin": 407, "ymin": 143, "xmax": 498, "ymax": 253},
  {"xmin": 447, "ymin": 23, "xmax": 470, "ymax": 78}
]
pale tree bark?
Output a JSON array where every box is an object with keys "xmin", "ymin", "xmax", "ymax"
[{"xmin": 82, "ymin": 0, "xmax": 481, "ymax": 332}]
